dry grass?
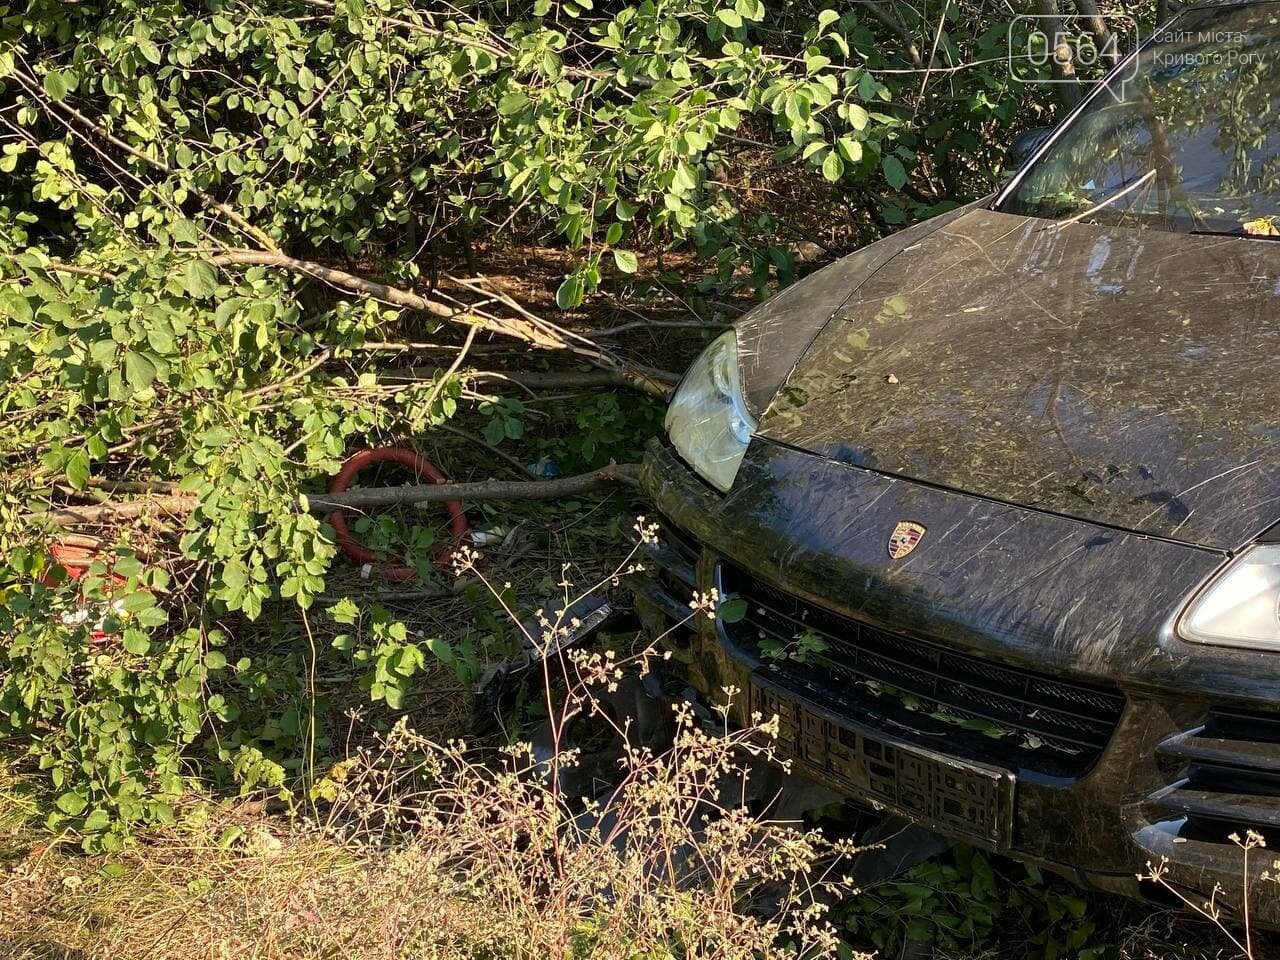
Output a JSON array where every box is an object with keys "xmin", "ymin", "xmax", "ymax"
[
  {"xmin": 1, "ymin": 718, "xmax": 857, "ymax": 960},
  {"xmin": 1, "ymin": 527, "xmax": 861, "ymax": 960}
]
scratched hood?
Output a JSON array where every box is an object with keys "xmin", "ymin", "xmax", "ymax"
[{"xmin": 757, "ymin": 207, "xmax": 1280, "ymax": 549}]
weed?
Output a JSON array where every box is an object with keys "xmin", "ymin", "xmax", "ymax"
[
  {"xmin": 758, "ymin": 627, "xmax": 829, "ymax": 665},
  {"xmin": 1140, "ymin": 829, "xmax": 1280, "ymax": 960},
  {"xmin": 4, "ymin": 520, "xmax": 869, "ymax": 959},
  {"xmin": 836, "ymin": 845, "xmax": 1110, "ymax": 959}
]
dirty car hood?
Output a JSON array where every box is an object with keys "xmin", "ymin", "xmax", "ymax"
[{"xmin": 757, "ymin": 208, "xmax": 1280, "ymax": 549}]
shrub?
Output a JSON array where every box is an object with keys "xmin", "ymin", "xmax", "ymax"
[{"xmin": 0, "ymin": 0, "xmax": 1062, "ymax": 839}]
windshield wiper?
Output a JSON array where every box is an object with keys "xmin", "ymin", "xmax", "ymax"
[
  {"xmin": 1052, "ymin": 169, "xmax": 1157, "ymax": 229},
  {"xmin": 1189, "ymin": 228, "xmax": 1280, "ymax": 241}
]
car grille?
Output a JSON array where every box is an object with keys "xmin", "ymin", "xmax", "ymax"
[
  {"xmin": 719, "ymin": 563, "xmax": 1126, "ymax": 778},
  {"xmin": 654, "ymin": 514, "xmax": 699, "ymax": 606},
  {"xmin": 1152, "ymin": 709, "xmax": 1280, "ymax": 846}
]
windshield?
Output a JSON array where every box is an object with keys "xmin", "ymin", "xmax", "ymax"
[{"xmin": 1001, "ymin": 3, "xmax": 1280, "ymax": 234}]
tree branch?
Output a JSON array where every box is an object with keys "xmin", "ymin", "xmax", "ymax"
[
  {"xmin": 1, "ymin": 257, "xmax": 120, "ymax": 282},
  {"xmin": 1073, "ymin": 0, "xmax": 1118, "ymax": 66},
  {"xmin": 36, "ymin": 495, "xmax": 197, "ymax": 526},
  {"xmin": 32, "ymin": 465, "xmax": 641, "ymax": 526},
  {"xmin": 1037, "ymin": 0, "xmax": 1083, "ymax": 108},
  {"xmin": 313, "ymin": 463, "xmax": 641, "ymax": 513},
  {"xmin": 210, "ymin": 248, "xmax": 563, "ymax": 346},
  {"xmin": 10, "ymin": 66, "xmax": 280, "ymax": 252},
  {"xmin": 381, "ymin": 366, "xmax": 677, "ymax": 395}
]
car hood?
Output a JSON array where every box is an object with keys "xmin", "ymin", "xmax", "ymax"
[{"xmin": 757, "ymin": 207, "xmax": 1280, "ymax": 549}]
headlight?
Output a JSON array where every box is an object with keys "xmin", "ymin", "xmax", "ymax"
[
  {"xmin": 1180, "ymin": 544, "xmax": 1280, "ymax": 650},
  {"xmin": 664, "ymin": 330, "xmax": 758, "ymax": 492}
]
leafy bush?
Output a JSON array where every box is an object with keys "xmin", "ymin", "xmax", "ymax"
[
  {"xmin": 0, "ymin": 547, "xmax": 200, "ymax": 848},
  {"xmin": 0, "ymin": 0, "xmax": 1061, "ymax": 838}
]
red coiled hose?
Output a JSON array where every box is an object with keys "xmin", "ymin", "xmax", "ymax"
[{"xmin": 326, "ymin": 447, "xmax": 469, "ymax": 582}]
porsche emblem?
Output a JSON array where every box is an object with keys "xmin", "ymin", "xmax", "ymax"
[{"xmin": 888, "ymin": 521, "xmax": 926, "ymax": 559}]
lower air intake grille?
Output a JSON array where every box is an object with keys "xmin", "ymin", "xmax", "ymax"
[
  {"xmin": 1152, "ymin": 709, "xmax": 1280, "ymax": 845},
  {"xmin": 719, "ymin": 563, "xmax": 1125, "ymax": 778},
  {"xmin": 653, "ymin": 514, "xmax": 698, "ymax": 606}
]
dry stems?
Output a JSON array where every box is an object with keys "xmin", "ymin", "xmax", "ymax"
[{"xmin": 3, "ymin": 520, "xmax": 865, "ymax": 960}]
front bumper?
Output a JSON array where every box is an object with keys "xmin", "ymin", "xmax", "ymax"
[{"xmin": 635, "ymin": 437, "xmax": 1280, "ymax": 927}]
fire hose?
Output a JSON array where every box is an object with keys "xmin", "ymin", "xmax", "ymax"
[{"xmin": 326, "ymin": 447, "xmax": 469, "ymax": 582}]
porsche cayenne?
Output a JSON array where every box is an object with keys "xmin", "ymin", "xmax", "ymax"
[{"xmin": 634, "ymin": 0, "xmax": 1280, "ymax": 926}]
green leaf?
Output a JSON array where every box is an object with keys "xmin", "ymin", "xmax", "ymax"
[
  {"xmin": 112, "ymin": 556, "xmax": 142, "ymax": 578},
  {"xmin": 821, "ymin": 150, "xmax": 844, "ymax": 182},
  {"xmin": 858, "ymin": 71, "xmax": 879, "ymax": 101},
  {"xmin": 497, "ymin": 91, "xmax": 529, "ymax": 116},
  {"xmin": 43, "ymin": 69, "xmax": 75, "ymax": 101},
  {"xmin": 65, "ymin": 449, "xmax": 90, "ymax": 490},
  {"xmin": 329, "ymin": 597, "xmax": 360, "ymax": 625},
  {"xmin": 482, "ymin": 417, "xmax": 506, "ymax": 445},
  {"xmin": 0, "ymin": 289, "xmax": 32, "ymax": 322},
  {"xmin": 0, "ymin": 148, "xmax": 20, "ymax": 173},
  {"xmin": 718, "ymin": 597, "xmax": 749, "ymax": 623},
  {"xmin": 612, "ymin": 249, "xmax": 638, "ymax": 274},
  {"xmin": 182, "ymin": 260, "xmax": 219, "ymax": 299},
  {"xmin": 136, "ymin": 607, "xmax": 168, "ymax": 628},
  {"xmin": 837, "ymin": 137, "xmax": 863, "ymax": 163},
  {"xmin": 804, "ymin": 52, "xmax": 831, "ymax": 73},
  {"xmin": 147, "ymin": 325, "xmax": 176, "ymax": 354},
  {"xmin": 124, "ymin": 351, "xmax": 157, "ymax": 391},
  {"xmin": 716, "ymin": 9, "xmax": 743, "ymax": 28},
  {"xmin": 816, "ymin": 8, "xmax": 841, "ymax": 33},
  {"xmin": 123, "ymin": 633, "xmax": 150, "ymax": 656},
  {"xmin": 122, "ymin": 593, "xmax": 158, "ymax": 616},
  {"xmin": 615, "ymin": 197, "xmax": 639, "ymax": 222},
  {"xmin": 137, "ymin": 38, "xmax": 162, "ymax": 65},
  {"xmin": 205, "ymin": 650, "xmax": 227, "ymax": 670},
  {"xmin": 555, "ymin": 274, "xmax": 584, "ymax": 310},
  {"xmin": 882, "ymin": 154, "xmax": 908, "ymax": 190},
  {"xmin": 56, "ymin": 791, "xmax": 88, "ymax": 816},
  {"xmin": 426, "ymin": 637, "xmax": 454, "ymax": 666},
  {"xmin": 171, "ymin": 218, "xmax": 200, "ymax": 245}
]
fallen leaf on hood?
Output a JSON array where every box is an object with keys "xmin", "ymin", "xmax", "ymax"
[{"xmin": 1242, "ymin": 216, "xmax": 1280, "ymax": 236}]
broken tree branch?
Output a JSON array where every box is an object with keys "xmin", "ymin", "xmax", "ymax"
[
  {"xmin": 311, "ymin": 463, "xmax": 641, "ymax": 513},
  {"xmin": 380, "ymin": 366, "xmax": 677, "ymax": 396},
  {"xmin": 36, "ymin": 495, "xmax": 198, "ymax": 526},
  {"xmin": 423, "ymin": 323, "xmax": 479, "ymax": 413},
  {"xmin": 583, "ymin": 319, "xmax": 729, "ymax": 339},
  {"xmin": 211, "ymin": 251, "xmax": 674, "ymax": 399},
  {"xmin": 33, "ymin": 464, "xmax": 641, "ymax": 526},
  {"xmin": 0, "ymin": 256, "xmax": 120, "ymax": 283},
  {"xmin": 1036, "ymin": 0, "xmax": 1083, "ymax": 108},
  {"xmin": 209, "ymin": 248, "xmax": 562, "ymax": 348},
  {"xmin": 1073, "ymin": 0, "xmax": 1118, "ymax": 66},
  {"xmin": 308, "ymin": 463, "xmax": 645, "ymax": 514},
  {"xmin": 87, "ymin": 479, "xmax": 181, "ymax": 494}
]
